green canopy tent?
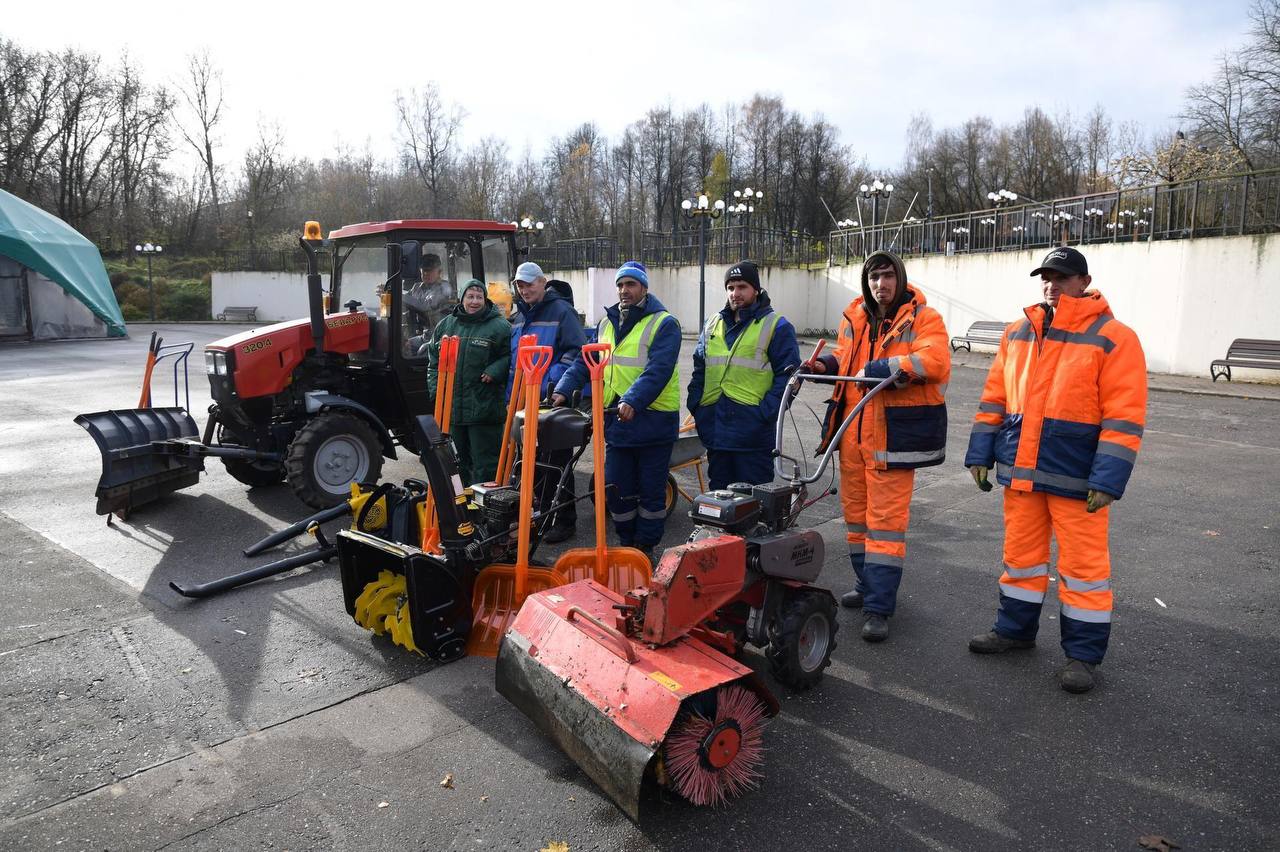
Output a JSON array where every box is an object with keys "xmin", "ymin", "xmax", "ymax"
[{"xmin": 0, "ymin": 188, "xmax": 125, "ymax": 339}]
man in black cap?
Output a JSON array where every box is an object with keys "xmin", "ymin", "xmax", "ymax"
[
  {"xmin": 687, "ymin": 260, "xmax": 800, "ymax": 490},
  {"xmin": 964, "ymin": 246, "xmax": 1147, "ymax": 694}
]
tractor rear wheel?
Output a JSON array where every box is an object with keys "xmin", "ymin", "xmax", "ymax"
[
  {"xmin": 765, "ymin": 588, "xmax": 838, "ymax": 690},
  {"xmin": 285, "ymin": 412, "xmax": 383, "ymax": 508},
  {"xmin": 222, "ymin": 457, "xmax": 286, "ymax": 488}
]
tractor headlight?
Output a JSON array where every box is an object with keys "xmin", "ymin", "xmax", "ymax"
[{"xmin": 205, "ymin": 350, "xmax": 228, "ymax": 376}]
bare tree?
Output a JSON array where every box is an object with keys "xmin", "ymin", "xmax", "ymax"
[
  {"xmin": 395, "ymin": 83, "xmax": 464, "ymax": 216},
  {"xmin": 176, "ymin": 51, "xmax": 226, "ymax": 240}
]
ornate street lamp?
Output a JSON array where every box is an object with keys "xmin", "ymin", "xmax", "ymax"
[
  {"xmin": 682, "ymin": 193, "xmax": 725, "ymax": 331},
  {"xmin": 135, "ymin": 242, "xmax": 163, "ymax": 321},
  {"xmin": 860, "ymin": 178, "xmax": 894, "ymax": 248},
  {"xmin": 511, "ymin": 216, "xmax": 545, "ymax": 252}
]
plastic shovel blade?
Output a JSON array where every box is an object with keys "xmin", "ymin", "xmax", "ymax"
[
  {"xmin": 552, "ymin": 546, "xmax": 651, "ymax": 594},
  {"xmin": 465, "ymin": 563, "xmax": 568, "ymax": 657}
]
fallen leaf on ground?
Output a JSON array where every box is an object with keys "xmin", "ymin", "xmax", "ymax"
[
  {"xmin": 479, "ymin": 795, "xmax": 489, "ymax": 802},
  {"xmin": 440, "ymin": 773, "xmax": 454, "ymax": 789},
  {"xmin": 180, "ymin": 667, "xmax": 192, "ymax": 674},
  {"xmin": 540, "ymin": 843, "xmax": 570, "ymax": 852},
  {"xmin": 1138, "ymin": 835, "xmax": 1180, "ymax": 851},
  {"xmin": 377, "ymin": 801, "xmax": 389, "ymax": 809},
  {"xmin": 1204, "ymin": 530, "xmax": 1220, "ymax": 536}
]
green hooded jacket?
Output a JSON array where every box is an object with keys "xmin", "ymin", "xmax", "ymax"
[{"xmin": 426, "ymin": 299, "xmax": 512, "ymax": 425}]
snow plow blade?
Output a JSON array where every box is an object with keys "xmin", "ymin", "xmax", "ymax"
[{"xmin": 74, "ymin": 407, "xmax": 204, "ymax": 516}]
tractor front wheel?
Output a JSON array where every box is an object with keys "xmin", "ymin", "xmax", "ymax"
[
  {"xmin": 222, "ymin": 457, "xmax": 286, "ymax": 488},
  {"xmin": 765, "ymin": 588, "xmax": 838, "ymax": 690},
  {"xmin": 285, "ymin": 412, "xmax": 383, "ymax": 508}
]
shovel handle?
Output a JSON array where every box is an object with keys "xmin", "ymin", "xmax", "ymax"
[
  {"xmin": 519, "ymin": 344, "xmax": 553, "ymax": 380},
  {"xmin": 567, "ymin": 606, "xmax": 636, "ymax": 663},
  {"xmin": 582, "ymin": 342, "xmax": 612, "ymax": 378}
]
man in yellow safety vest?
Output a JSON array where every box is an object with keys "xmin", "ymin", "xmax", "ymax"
[
  {"xmin": 688, "ymin": 260, "xmax": 801, "ymax": 489},
  {"xmin": 552, "ymin": 261, "xmax": 681, "ymax": 562}
]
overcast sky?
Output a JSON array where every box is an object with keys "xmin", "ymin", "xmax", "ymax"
[{"xmin": 10, "ymin": 0, "xmax": 1256, "ymax": 174}]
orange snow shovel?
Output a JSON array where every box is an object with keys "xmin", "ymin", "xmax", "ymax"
[
  {"xmin": 494, "ymin": 334, "xmax": 537, "ymax": 486},
  {"xmin": 552, "ymin": 343, "xmax": 652, "ymax": 591},
  {"xmin": 421, "ymin": 335, "xmax": 459, "ymax": 552},
  {"xmin": 465, "ymin": 343, "xmax": 567, "ymax": 657}
]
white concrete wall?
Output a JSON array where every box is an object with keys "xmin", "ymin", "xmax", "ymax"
[{"xmin": 539, "ymin": 234, "xmax": 1280, "ymax": 379}]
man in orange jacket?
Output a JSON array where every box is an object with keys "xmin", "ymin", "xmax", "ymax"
[
  {"xmin": 812, "ymin": 250, "xmax": 950, "ymax": 642},
  {"xmin": 965, "ymin": 247, "xmax": 1147, "ymax": 694}
]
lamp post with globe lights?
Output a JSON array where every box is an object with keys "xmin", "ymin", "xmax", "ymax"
[
  {"xmin": 730, "ymin": 186, "xmax": 763, "ymax": 257},
  {"xmin": 860, "ymin": 178, "xmax": 894, "ymax": 248},
  {"xmin": 682, "ymin": 193, "xmax": 725, "ymax": 331},
  {"xmin": 510, "ymin": 217, "xmax": 545, "ymax": 253},
  {"xmin": 135, "ymin": 242, "xmax": 163, "ymax": 321}
]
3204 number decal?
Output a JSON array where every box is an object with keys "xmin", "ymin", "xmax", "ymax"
[{"xmin": 241, "ymin": 339, "xmax": 273, "ymax": 354}]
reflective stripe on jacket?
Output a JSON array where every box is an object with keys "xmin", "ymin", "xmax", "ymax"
[
  {"xmin": 700, "ymin": 311, "xmax": 781, "ymax": 406},
  {"xmin": 599, "ymin": 310, "xmax": 681, "ymax": 412},
  {"xmin": 820, "ymin": 285, "xmax": 950, "ymax": 470},
  {"xmin": 688, "ymin": 293, "xmax": 801, "ymax": 452},
  {"xmin": 555, "ymin": 293, "xmax": 681, "ymax": 447},
  {"xmin": 963, "ymin": 290, "xmax": 1147, "ymax": 500}
]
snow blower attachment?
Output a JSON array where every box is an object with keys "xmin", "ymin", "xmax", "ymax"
[{"xmin": 497, "ymin": 357, "xmax": 907, "ymax": 818}]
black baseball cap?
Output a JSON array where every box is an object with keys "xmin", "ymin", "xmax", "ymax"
[{"xmin": 1030, "ymin": 247, "xmax": 1088, "ymax": 277}]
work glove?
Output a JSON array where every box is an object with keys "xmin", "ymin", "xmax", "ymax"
[
  {"xmin": 1086, "ymin": 489, "xmax": 1115, "ymax": 513},
  {"xmin": 969, "ymin": 465, "xmax": 993, "ymax": 492}
]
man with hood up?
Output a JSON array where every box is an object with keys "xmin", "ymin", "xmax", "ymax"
[
  {"xmin": 426, "ymin": 279, "xmax": 512, "ymax": 485},
  {"xmin": 553, "ymin": 261, "xmax": 681, "ymax": 564},
  {"xmin": 964, "ymin": 247, "xmax": 1146, "ymax": 694},
  {"xmin": 688, "ymin": 260, "xmax": 801, "ymax": 490},
  {"xmin": 812, "ymin": 250, "xmax": 950, "ymax": 642}
]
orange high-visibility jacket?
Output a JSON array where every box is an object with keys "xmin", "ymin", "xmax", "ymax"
[
  {"xmin": 819, "ymin": 286, "xmax": 950, "ymax": 469},
  {"xmin": 964, "ymin": 290, "xmax": 1147, "ymax": 499}
]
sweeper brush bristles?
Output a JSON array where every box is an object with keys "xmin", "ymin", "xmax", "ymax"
[{"xmin": 663, "ymin": 685, "xmax": 768, "ymax": 806}]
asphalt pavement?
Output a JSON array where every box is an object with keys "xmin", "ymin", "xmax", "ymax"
[{"xmin": 0, "ymin": 324, "xmax": 1276, "ymax": 851}]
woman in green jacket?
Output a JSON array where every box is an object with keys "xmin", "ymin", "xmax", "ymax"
[{"xmin": 426, "ymin": 280, "xmax": 512, "ymax": 485}]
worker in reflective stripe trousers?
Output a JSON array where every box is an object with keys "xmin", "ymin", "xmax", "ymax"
[
  {"xmin": 553, "ymin": 261, "xmax": 681, "ymax": 564},
  {"xmin": 811, "ymin": 250, "xmax": 950, "ymax": 642},
  {"xmin": 687, "ymin": 260, "xmax": 801, "ymax": 489},
  {"xmin": 964, "ymin": 246, "xmax": 1147, "ymax": 694}
]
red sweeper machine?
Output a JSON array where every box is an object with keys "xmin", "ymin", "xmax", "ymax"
[{"xmin": 496, "ymin": 359, "xmax": 903, "ymax": 818}]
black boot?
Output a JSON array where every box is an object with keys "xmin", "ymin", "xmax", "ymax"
[
  {"xmin": 968, "ymin": 630, "xmax": 1035, "ymax": 654},
  {"xmin": 541, "ymin": 519, "xmax": 576, "ymax": 544},
  {"xmin": 1059, "ymin": 659, "xmax": 1098, "ymax": 693},
  {"xmin": 861, "ymin": 613, "xmax": 889, "ymax": 642},
  {"xmin": 840, "ymin": 590, "xmax": 865, "ymax": 609}
]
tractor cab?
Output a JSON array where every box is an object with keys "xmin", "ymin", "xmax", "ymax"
[{"xmin": 325, "ymin": 221, "xmax": 520, "ymax": 448}]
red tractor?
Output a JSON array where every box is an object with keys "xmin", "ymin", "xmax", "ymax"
[{"xmin": 77, "ymin": 220, "xmax": 520, "ymax": 514}]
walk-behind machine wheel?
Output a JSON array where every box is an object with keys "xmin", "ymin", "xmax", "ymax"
[
  {"xmin": 222, "ymin": 457, "xmax": 286, "ymax": 488},
  {"xmin": 661, "ymin": 684, "xmax": 769, "ymax": 807},
  {"xmin": 286, "ymin": 412, "xmax": 383, "ymax": 508},
  {"xmin": 765, "ymin": 588, "xmax": 839, "ymax": 690}
]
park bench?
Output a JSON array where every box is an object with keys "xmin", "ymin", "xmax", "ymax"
[
  {"xmin": 950, "ymin": 320, "xmax": 1008, "ymax": 352},
  {"xmin": 1210, "ymin": 338, "xmax": 1280, "ymax": 381},
  {"xmin": 216, "ymin": 306, "xmax": 258, "ymax": 322}
]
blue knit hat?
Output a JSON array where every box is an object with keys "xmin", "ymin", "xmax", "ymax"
[{"xmin": 616, "ymin": 260, "xmax": 649, "ymax": 288}]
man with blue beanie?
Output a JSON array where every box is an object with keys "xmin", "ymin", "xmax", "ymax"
[
  {"xmin": 688, "ymin": 260, "xmax": 800, "ymax": 489},
  {"xmin": 553, "ymin": 261, "xmax": 681, "ymax": 563},
  {"xmin": 510, "ymin": 260, "xmax": 587, "ymax": 542}
]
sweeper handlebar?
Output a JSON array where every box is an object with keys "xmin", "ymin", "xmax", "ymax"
[{"xmin": 774, "ymin": 357, "xmax": 903, "ymax": 485}]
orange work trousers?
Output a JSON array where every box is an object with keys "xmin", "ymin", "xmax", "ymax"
[
  {"xmin": 839, "ymin": 428, "xmax": 915, "ymax": 615},
  {"xmin": 993, "ymin": 488, "xmax": 1113, "ymax": 663}
]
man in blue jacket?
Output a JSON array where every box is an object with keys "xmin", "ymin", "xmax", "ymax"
[
  {"xmin": 688, "ymin": 261, "xmax": 800, "ymax": 490},
  {"xmin": 509, "ymin": 261, "xmax": 587, "ymax": 542},
  {"xmin": 553, "ymin": 261, "xmax": 681, "ymax": 563}
]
